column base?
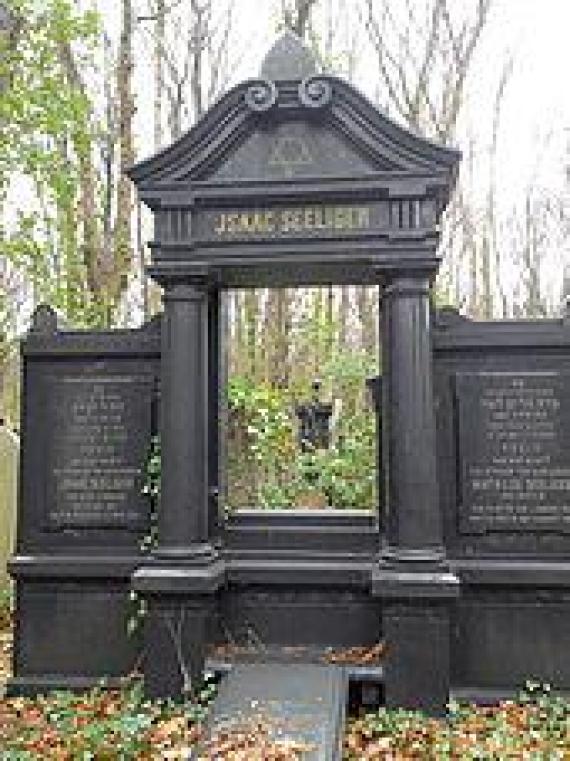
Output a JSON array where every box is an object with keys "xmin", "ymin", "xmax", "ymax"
[
  {"xmin": 141, "ymin": 594, "xmax": 216, "ymax": 699},
  {"xmin": 381, "ymin": 599, "xmax": 452, "ymax": 715},
  {"xmin": 372, "ymin": 553, "xmax": 460, "ymax": 715},
  {"xmin": 132, "ymin": 548, "xmax": 225, "ymax": 699},
  {"xmin": 372, "ymin": 545, "xmax": 459, "ymax": 598}
]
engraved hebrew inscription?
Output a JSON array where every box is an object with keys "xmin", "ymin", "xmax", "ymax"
[
  {"xmin": 47, "ymin": 376, "xmax": 152, "ymax": 529},
  {"xmin": 456, "ymin": 372, "xmax": 570, "ymax": 534}
]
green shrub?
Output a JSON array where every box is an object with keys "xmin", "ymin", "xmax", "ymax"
[{"xmin": 226, "ymin": 346, "xmax": 378, "ymax": 510}]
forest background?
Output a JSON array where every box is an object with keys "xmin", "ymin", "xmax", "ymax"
[{"xmin": 0, "ymin": 0, "xmax": 569, "ymax": 514}]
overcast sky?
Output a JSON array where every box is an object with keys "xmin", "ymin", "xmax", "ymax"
[{"xmin": 126, "ymin": 0, "xmax": 570, "ymax": 205}]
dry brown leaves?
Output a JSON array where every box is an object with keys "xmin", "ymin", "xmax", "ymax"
[
  {"xmin": 209, "ymin": 641, "xmax": 387, "ymax": 667},
  {"xmin": 199, "ymin": 717, "xmax": 316, "ymax": 760},
  {"xmin": 323, "ymin": 641, "xmax": 386, "ymax": 666}
]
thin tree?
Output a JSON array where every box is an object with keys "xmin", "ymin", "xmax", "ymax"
[
  {"xmin": 361, "ymin": 0, "xmax": 492, "ymax": 144},
  {"xmin": 113, "ymin": 0, "xmax": 135, "ymax": 316}
]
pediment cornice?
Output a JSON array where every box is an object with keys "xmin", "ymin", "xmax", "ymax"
[{"xmin": 129, "ymin": 74, "xmax": 460, "ymax": 199}]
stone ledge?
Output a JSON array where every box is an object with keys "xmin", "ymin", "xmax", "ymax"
[
  {"xmin": 132, "ymin": 560, "xmax": 226, "ymax": 595},
  {"xmin": 371, "ymin": 568, "xmax": 460, "ymax": 599},
  {"xmin": 9, "ymin": 554, "xmax": 141, "ymax": 580}
]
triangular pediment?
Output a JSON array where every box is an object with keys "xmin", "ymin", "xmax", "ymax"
[
  {"xmin": 129, "ymin": 61, "xmax": 460, "ymax": 189},
  {"xmin": 203, "ymin": 120, "xmax": 395, "ymax": 181}
]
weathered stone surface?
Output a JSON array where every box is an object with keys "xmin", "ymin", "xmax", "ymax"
[{"xmin": 201, "ymin": 663, "xmax": 346, "ymax": 761}]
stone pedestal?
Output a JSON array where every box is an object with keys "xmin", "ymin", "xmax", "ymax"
[
  {"xmin": 373, "ymin": 271, "xmax": 459, "ymax": 714},
  {"xmin": 133, "ymin": 275, "xmax": 225, "ymax": 697},
  {"xmin": 141, "ymin": 593, "xmax": 216, "ymax": 699},
  {"xmin": 382, "ymin": 601, "xmax": 452, "ymax": 714}
]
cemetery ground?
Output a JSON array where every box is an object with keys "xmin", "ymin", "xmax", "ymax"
[{"xmin": 0, "ymin": 588, "xmax": 569, "ymax": 761}]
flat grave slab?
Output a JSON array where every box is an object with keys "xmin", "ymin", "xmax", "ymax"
[{"xmin": 195, "ymin": 662, "xmax": 347, "ymax": 760}]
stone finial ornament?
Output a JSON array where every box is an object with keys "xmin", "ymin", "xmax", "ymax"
[
  {"xmin": 30, "ymin": 304, "xmax": 58, "ymax": 334},
  {"xmin": 260, "ymin": 29, "xmax": 317, "ymax": 81}
]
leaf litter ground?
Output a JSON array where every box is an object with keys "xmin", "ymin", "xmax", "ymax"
[{"xmin": 1, "ymin": 608, "xmax": 570, "ymax": 759}]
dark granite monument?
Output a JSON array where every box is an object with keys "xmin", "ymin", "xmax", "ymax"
[{"xmin": 8, "ymin": 31, "xmax": 570, "ymax": 719}]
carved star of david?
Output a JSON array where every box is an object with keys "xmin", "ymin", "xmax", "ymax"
[{"xmin": 268, "ymin": 136, "xmax": 313, "ymax": 176}]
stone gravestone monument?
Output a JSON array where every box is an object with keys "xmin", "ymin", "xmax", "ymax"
[
  {"xmin": 0, "ymin": 423, "xmax": 17, "ymax": 586},
  {"xmin": 9, "ymin": 306, "xmax": 161, "ymax": 693},
  {"xmin": 8, "ymin": 31, "xmax": 570, "ymax": 718}
]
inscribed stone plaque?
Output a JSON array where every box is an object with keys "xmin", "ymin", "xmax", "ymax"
[
  {"xmin": 456, "ymin": 372, "xmax": 570, "ymax": 534},
  {"xmin": 46, "ymin": 375, "xmax": 152, "ymax": 529}
]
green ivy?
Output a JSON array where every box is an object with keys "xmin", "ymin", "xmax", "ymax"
[{"xmin": 140, "ymin": 435, "xmax": 160, "ymax": 552}]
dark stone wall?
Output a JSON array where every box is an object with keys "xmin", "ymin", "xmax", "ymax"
[
  {"xmin": 10, "ymin": 306, "xmax": 570, "ymax": 699},
  {"xmin": 434, "ymin": 311, "xmax": 570, "ymax": 697},
  {"xmin": 453, "ymin": 587, "xmax": 570, "ymax": 695}
]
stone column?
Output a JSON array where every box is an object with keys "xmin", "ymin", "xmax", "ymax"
[
  {"xmin": 373, "ymin": 270, "xmax": 459, "ymax": 714},
  {"xmin": 157, "ymin": 278, "xmax": 212, "ymax": 559},
  {"xmin": 207, "ymin": 288, "xmax": 222, "ymax": 542},
  {"xmin": 133, "ymin": 275, "xmax": 225, "ymax": 699},
  {"xmin": 381, "ymin": 273, "xmax": 442, "ymax": 558}
]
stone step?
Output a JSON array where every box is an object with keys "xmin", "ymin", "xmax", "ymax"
[
  {"xmin": 194, "ymin": 662, "xmax": 348, "ymax": 760},
  {"xmin": 206, "ymin": 643, "xmax": 384, "ymax": 683}
]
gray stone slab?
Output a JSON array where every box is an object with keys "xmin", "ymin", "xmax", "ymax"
[{"xmin": 196, "ymin": 663, "xmax": 347, "ymax": 760}]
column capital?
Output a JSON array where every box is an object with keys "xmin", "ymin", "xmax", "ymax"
[
  {"xmin": 382, "ymin": 274, "xmax": 431, "ymax": 299},
  {"xmin": 146, "ymin": 264, "xmax": 215, "ymax": 292},
  {"xmin": 162, "ymin": 280, "xmax": 209, "ymax": 304},
  {"xmin": 372, "ymin": 257, "xmax": 440, "ymax": 286}
]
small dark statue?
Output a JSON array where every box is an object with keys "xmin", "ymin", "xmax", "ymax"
[
  {"xmin": 366, "ymin": 375, "xmax": 383, "ymax": 412},
  {"xmin": 295, "ymin": 380, "xmax": 333, "ymax": 452}
]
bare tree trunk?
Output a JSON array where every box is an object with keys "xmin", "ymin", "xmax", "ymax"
[
  {"xmin": 326, "ymin": 284, "xmax": 334, "ymax": 363},
  {"xmin": 358, "ymin": 287, "xmax": 376, "ymax": 356},
  {"xmin": 488, "ymin": 57, "xmax": 513, "ymax": 318},
  {"xmin": 362, "ymin": 0, "xmax": 493, "ymax": 143},
  {"xmin": 101, "ymin": 31, "xmax": 115, "ymax": 314},
  {"xmin": 153, "ymin": 0, "xmax": 165, "ymax": 150},
  {"xmin": 523, "ymin": 193, "xmax": 543, "ymax": 318},
  {"xmin": 243, "ymin": 290, "xmax": 258, "ymax": 380},
  {"xmin": 339, "ymin": 286, "xmax": 350, "ymax": 350},
  {"xmin": 190, "ymin": 0, "xmax": 204, "ymax": 121},
  {"xmin": 294, "ymin": 0, "xmax": 317, "ymax": 38},
  {"xmin": 58, "ymin": 40, "xmax": 103, "ymax": 302},
  {"xmin": 113, "ymin": 0, "xmax": 135, "ymax": 310},
  {"xmin": 153, "ymin": 0, "xmax": 234, "ymax": 142},
  {"xmin": 264, "ymin": 289, "xmax": 291, "ymax": 387},
  {"xmin": 282, "ymin": 0, "xmax": 318, "ymax": 39}
]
